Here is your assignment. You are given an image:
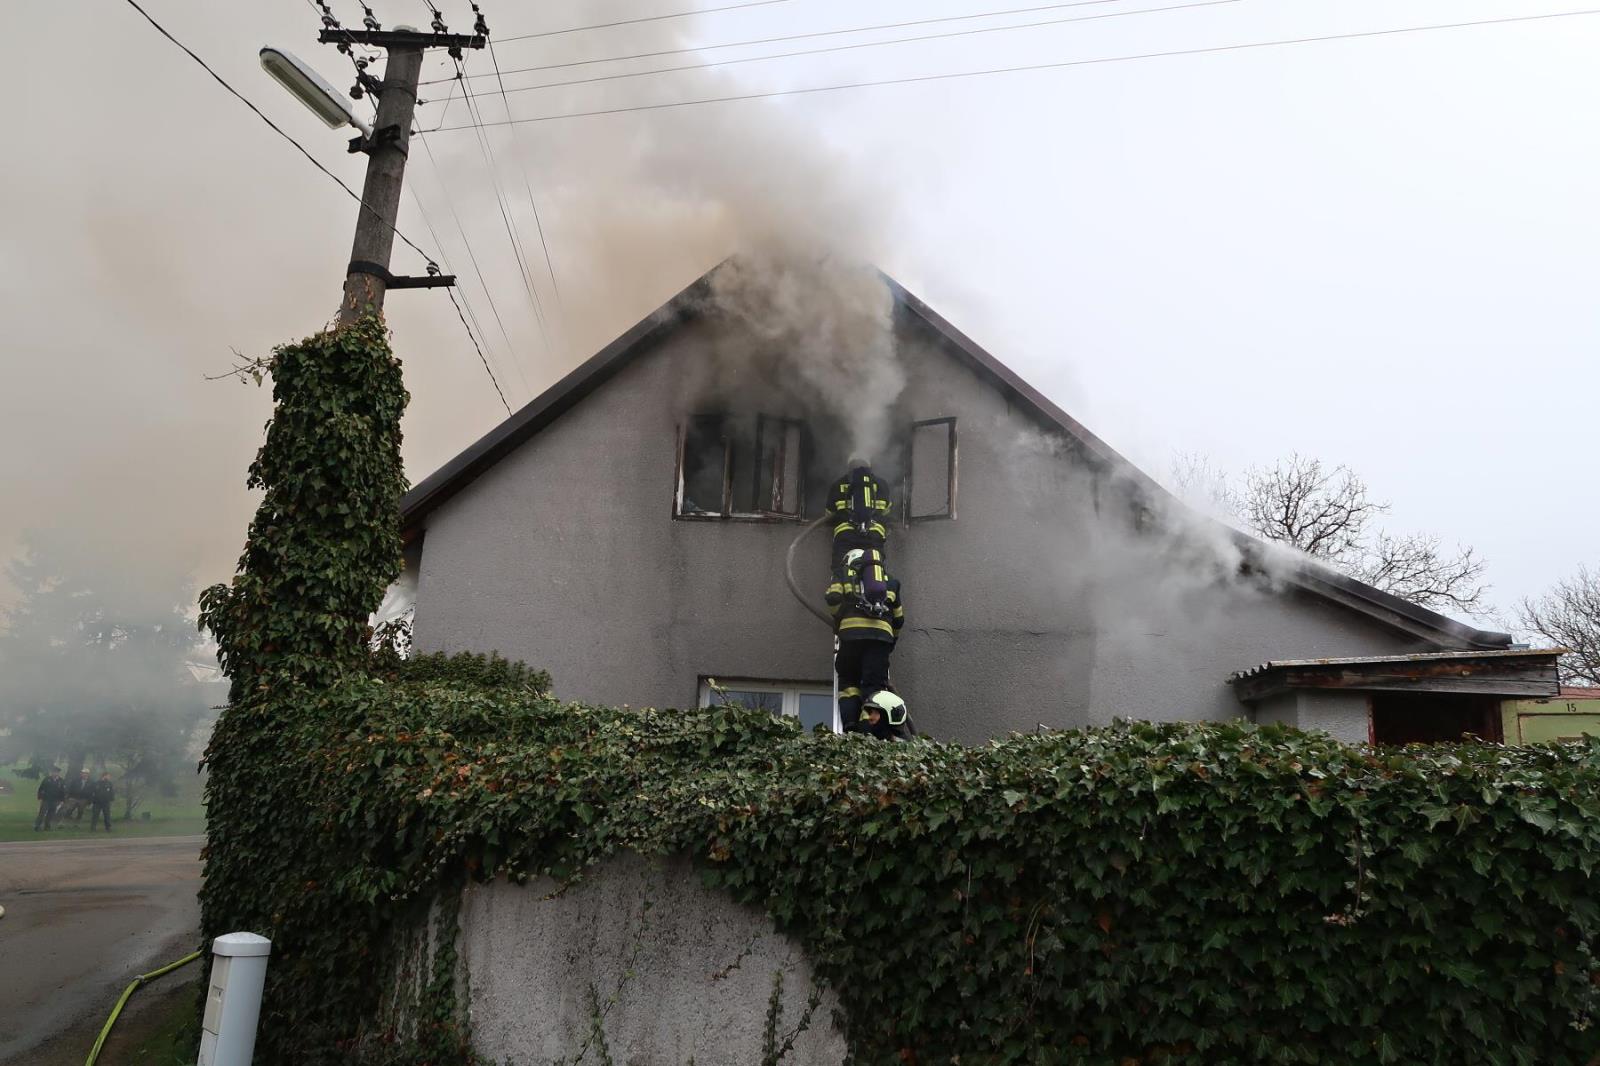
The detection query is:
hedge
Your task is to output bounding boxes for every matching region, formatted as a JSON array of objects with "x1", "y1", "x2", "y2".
[{"x1": 200, "y1": 673, "x2": 1600, "y2": 1065}]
